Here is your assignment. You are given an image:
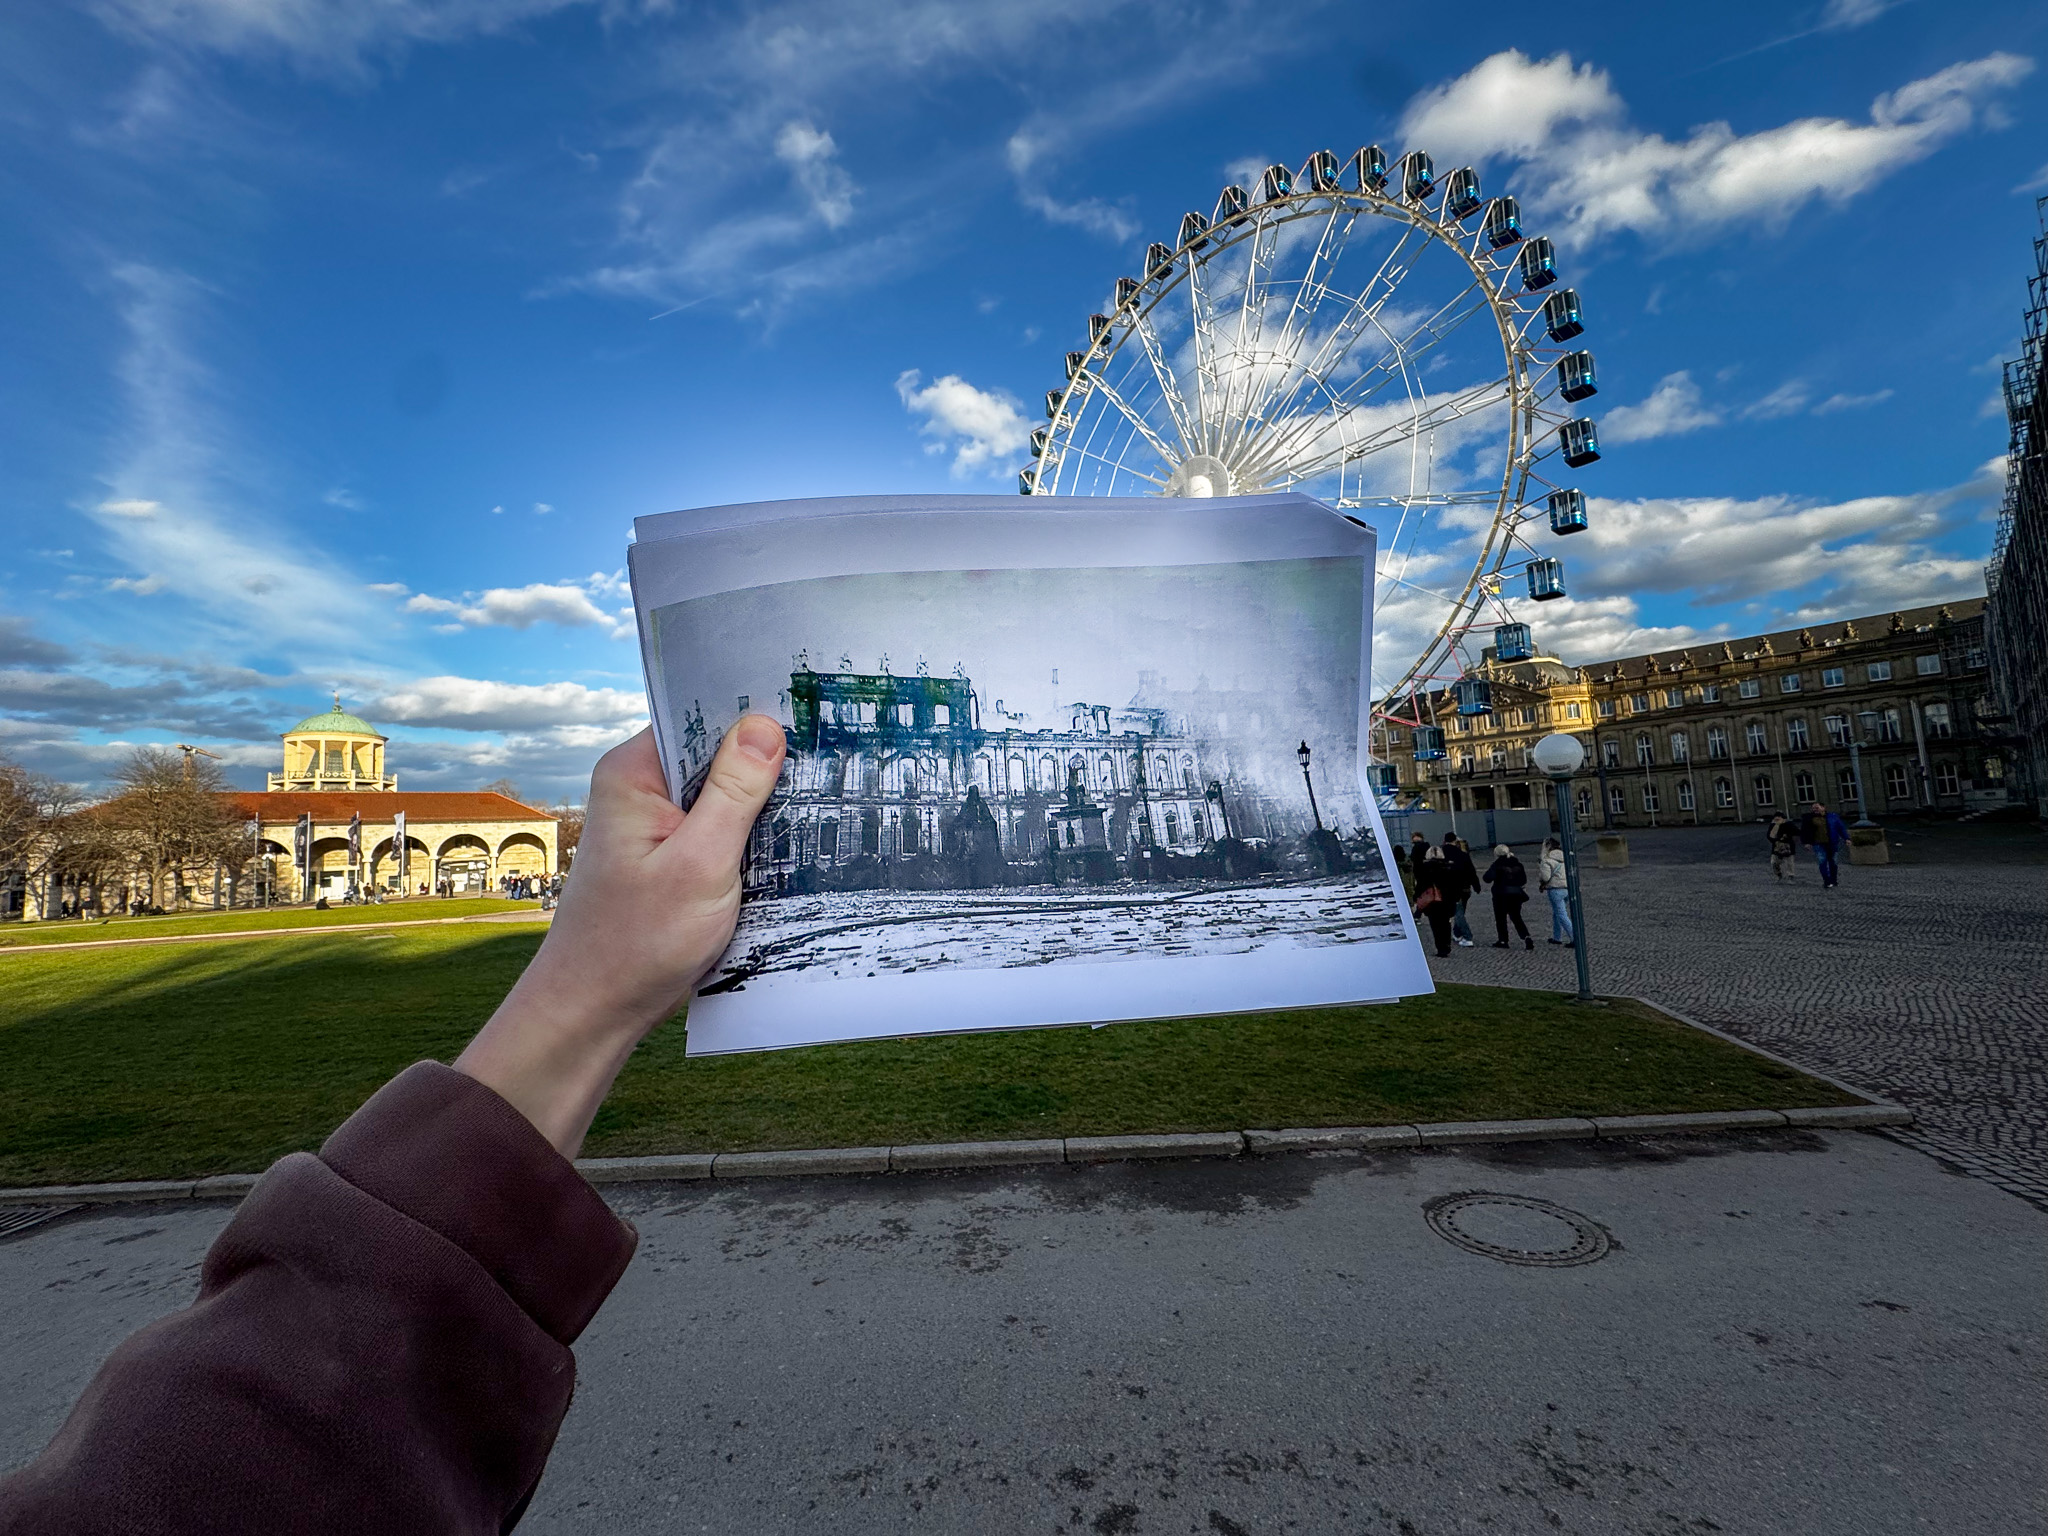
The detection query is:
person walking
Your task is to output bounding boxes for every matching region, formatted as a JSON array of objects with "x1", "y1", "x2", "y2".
[
  {"x1": 1766, "y1": 813, "x2": 1799, "y2": 881},
  {"x1": 1483, "y1": 843, "x2": 1534, "y2": 949},
  {"x1": 1441, "y1": 832, "x2": 1478, "y2": 948},
  {"x1": 1411, "y1": 843, "x2": 1457, "y2": 957},
  {"x1": 1799, "y1": 800, "x2": 1849, "y2": 889},
  {"x1": 1538, "y1": 835, "x2": 1575, "y2": 947}
]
